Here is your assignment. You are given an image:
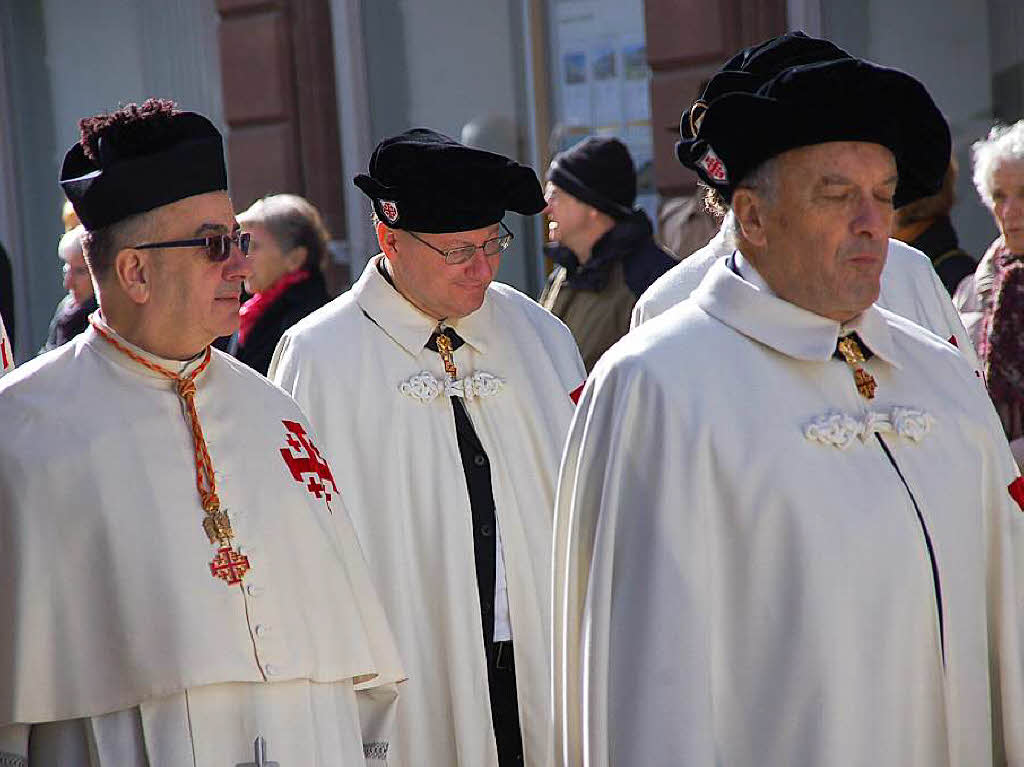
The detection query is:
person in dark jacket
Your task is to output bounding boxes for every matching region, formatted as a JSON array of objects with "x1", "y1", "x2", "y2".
[
  {"x1": 893, "y1": 157, "x2": 975, "y2": 296},
  {"x1": 539, "y1": 136, "x2": 675, "y2": 371},
  {"x1": 40, "y1": 225, "x2": 97, "y2": 354},
  {"x1": 230, "y1": 193, "x2": 330, "y2": 375}
]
